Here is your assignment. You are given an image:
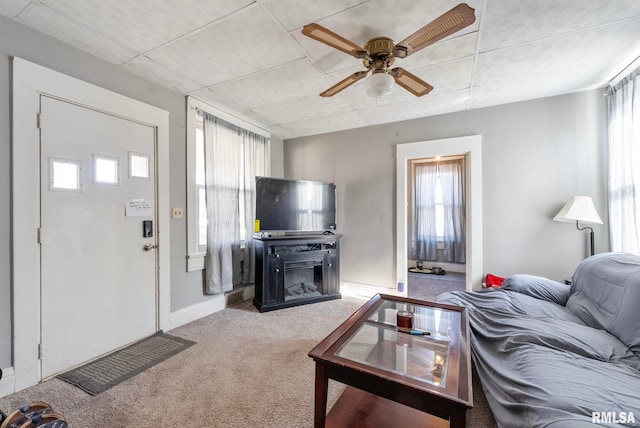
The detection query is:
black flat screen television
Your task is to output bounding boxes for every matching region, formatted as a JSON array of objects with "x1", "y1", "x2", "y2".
[{"x1": 255, "y1": 176, "x2": 337, "y2": 232}]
